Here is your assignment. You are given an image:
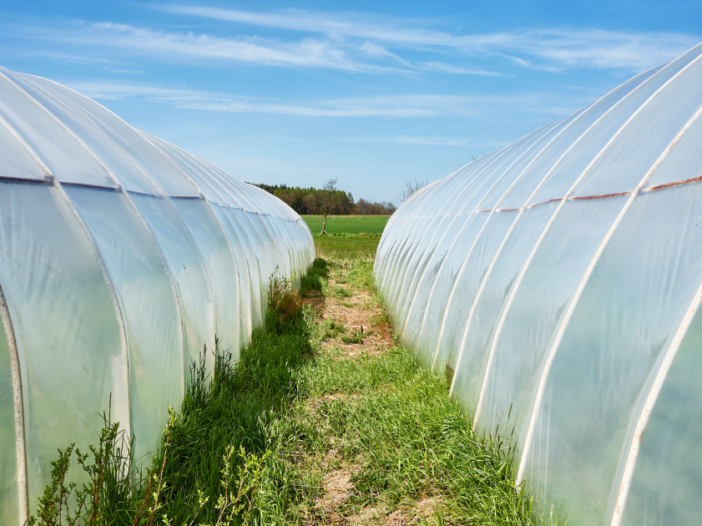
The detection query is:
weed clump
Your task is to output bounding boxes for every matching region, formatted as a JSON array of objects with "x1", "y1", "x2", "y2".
[
  {"x1": 341, "y1": 326, "x2": 366, "y2": 344},
  {"x1": 320, "y1": 319, "x2": 346, "y2": 341},
  {"x1": 267, "y1": 275, "x2": 302, "y2": 330},
  {"x1": 311, "y1": 257, "x2": 328, "y2": 273},
  {"x1": 26, "y1": 408, "x2": 157, "y2": 526},
  {"x1": 300, "y1": 258, "x2": 328, "y2": 295}
]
